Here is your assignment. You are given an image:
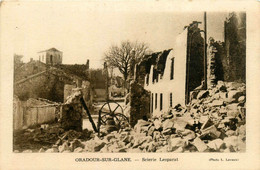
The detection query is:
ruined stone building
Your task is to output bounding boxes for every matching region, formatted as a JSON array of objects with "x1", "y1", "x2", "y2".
[
  {"x1": 38, "y1": 48, "x2": 63, "y2": 65},
  {"x1": 137, "y1": 22, "x2": 204, "y2": 117},
  {"x1": 135, "y1": 12, "x2": 246, "y2": 118},
  {"x1": 14, "y1": 48, "x2": 90, "y2": 102},
  {"x1": 14, "y1": 61, "x2": 88, "y2": 102},
  {"x1": 207, "y1": 12, "x2": 246, "y2": 87},
  {"x1": 14, "y1": 47, "x2": 110, "y2": 105}
]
